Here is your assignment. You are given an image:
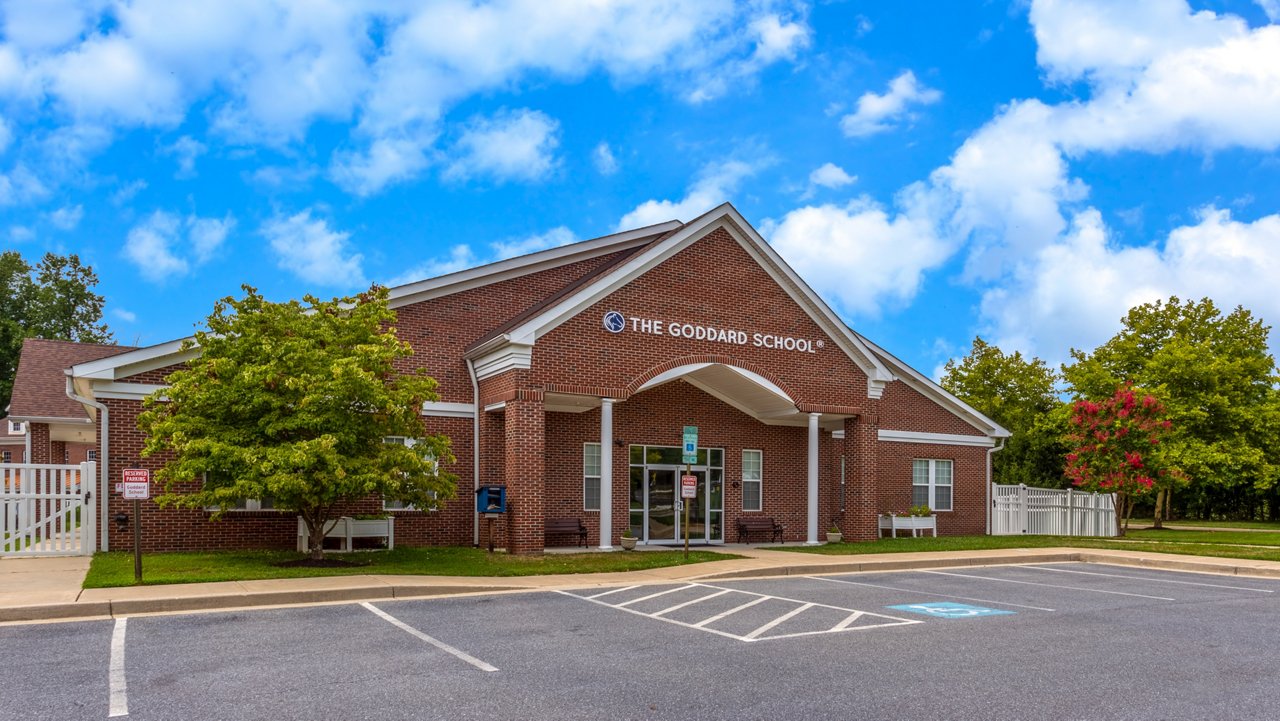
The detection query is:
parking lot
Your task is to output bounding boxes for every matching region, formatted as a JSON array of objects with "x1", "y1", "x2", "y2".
[{"x1": 3, "y1": 562, "x2": 1277, "y2": 721}]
